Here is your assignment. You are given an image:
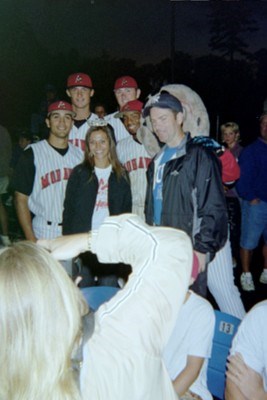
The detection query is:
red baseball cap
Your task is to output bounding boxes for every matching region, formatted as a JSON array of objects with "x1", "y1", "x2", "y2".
[
  {"x1": 114, "y1": 76, "x2": 138, "y2": 90},
  {"x1": 115, "y1": 100, "x2": 143, "y2": 118},
  {"x1": 47, "y1": 101, "x2": 75, "y2": 117},
  {"x1": 67, "y1": 73, "x2": 93, "y2": 89}
]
